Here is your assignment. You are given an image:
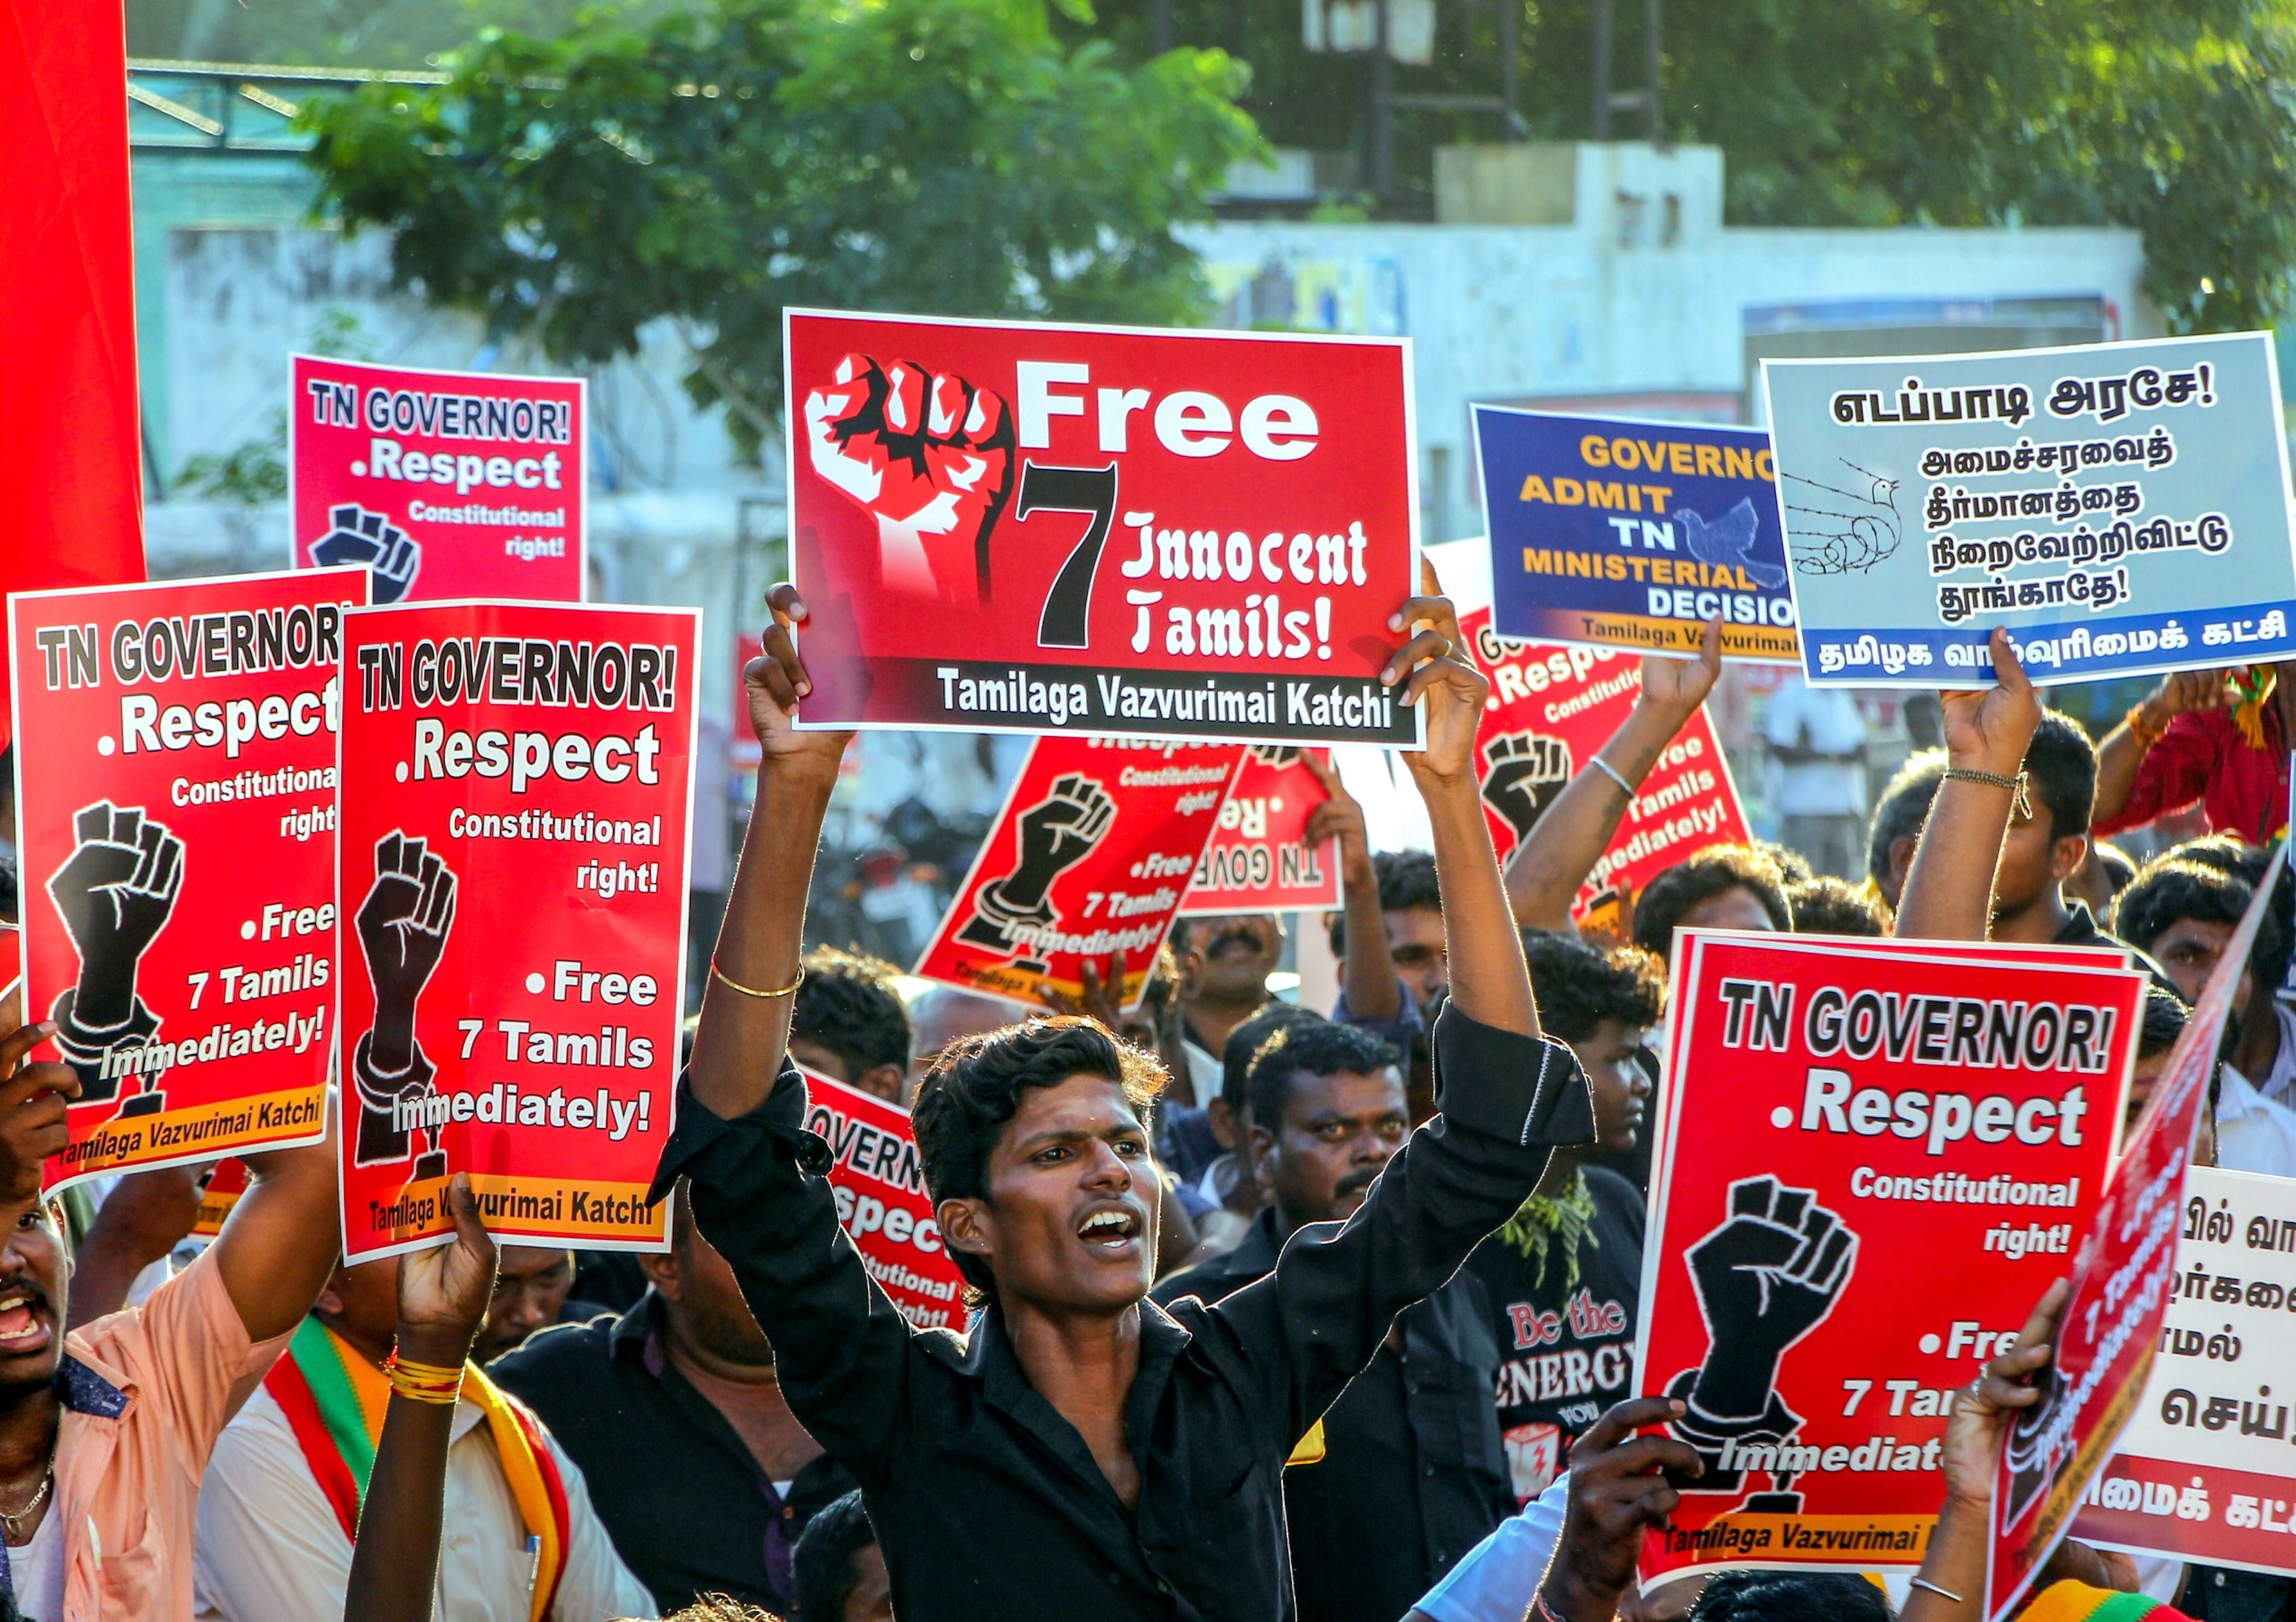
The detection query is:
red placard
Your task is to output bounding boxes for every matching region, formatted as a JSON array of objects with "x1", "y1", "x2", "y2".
[
  {"x1": 914, "y1": 735, "x2": 1244, "y2": 1010},
  {"x1": 192, "y1": 1156, "x2": 249, "y2": 1237},
  {"x1": 1178, "y1": 746, "x2": 1338, "y2": 915},
  {"x1": 1983, "y1": 848, "x2": 2280, "y2": 1618},
  {"x1": 1634, "y1": 931, "x2": 2141, "y2": 1590},
  {"x1": 796, "y1": 1066, "x2": 969, "y2": 1331},
  {"x1": 1460, "y1": 608, "x2": 1749, "y2": 920},
  {"x1": 292, "y1": 356, "x2": 585, "y2": 605},
  {"x1": 9, "y1": 568, "x2": 365, "y2": 1192},
  {"x1": 337, "y1": 600, "x2": 697, "y2": 1262},
  {"x1": 783, "y1": 309, "x2": 1420, "y2": 746}
]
